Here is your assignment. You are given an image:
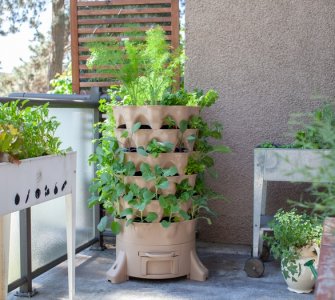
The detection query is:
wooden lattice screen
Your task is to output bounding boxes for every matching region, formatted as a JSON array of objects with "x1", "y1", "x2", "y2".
[{"x1": 70, "y1": 0, "x2": 180, "y2": 94}]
